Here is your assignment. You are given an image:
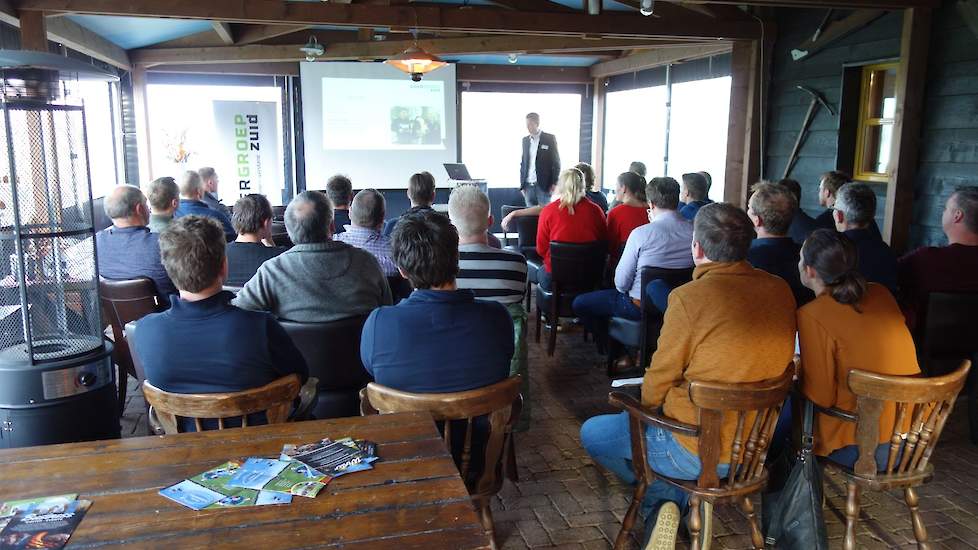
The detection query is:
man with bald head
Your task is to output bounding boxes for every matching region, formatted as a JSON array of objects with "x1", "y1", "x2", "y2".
[
  {"x1": 95, "y1": 184, "x2": 176, "y2": 303},
  {"x1": 335, "y1": 188, "x2": 397, "y2": 276},
  {"x1": 174, "y1": 170, "x2": 236, "y2": 242},
  {"x1": 233, "y1": 190, "x2": 392, "y2": 322}
]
